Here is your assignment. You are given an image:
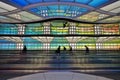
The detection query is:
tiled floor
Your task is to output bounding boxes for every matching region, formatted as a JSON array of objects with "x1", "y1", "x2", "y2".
[{"x1": 0, "y1": 50, "x2": 120, "y2": 80}]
